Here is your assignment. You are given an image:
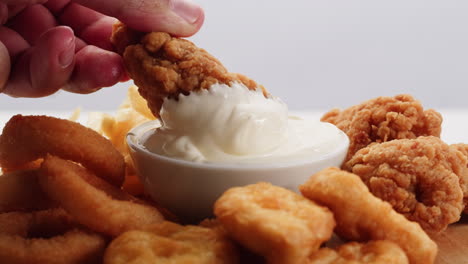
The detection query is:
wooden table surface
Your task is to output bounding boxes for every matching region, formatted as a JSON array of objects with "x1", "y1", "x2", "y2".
[{"x1": 433, "y1": 215, "x2": 468, "y2": 264}]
